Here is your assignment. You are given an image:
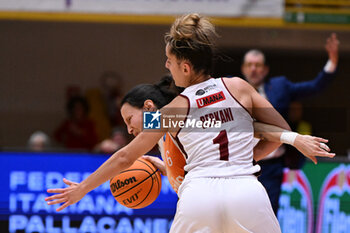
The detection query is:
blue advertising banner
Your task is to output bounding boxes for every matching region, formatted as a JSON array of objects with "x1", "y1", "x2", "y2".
[
  {"x1": 2, "y1": 152, "x2": 349, "y2": 232},
  {"x1": 0, "y1": 152, "x2": 178, "y2": 233}
]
